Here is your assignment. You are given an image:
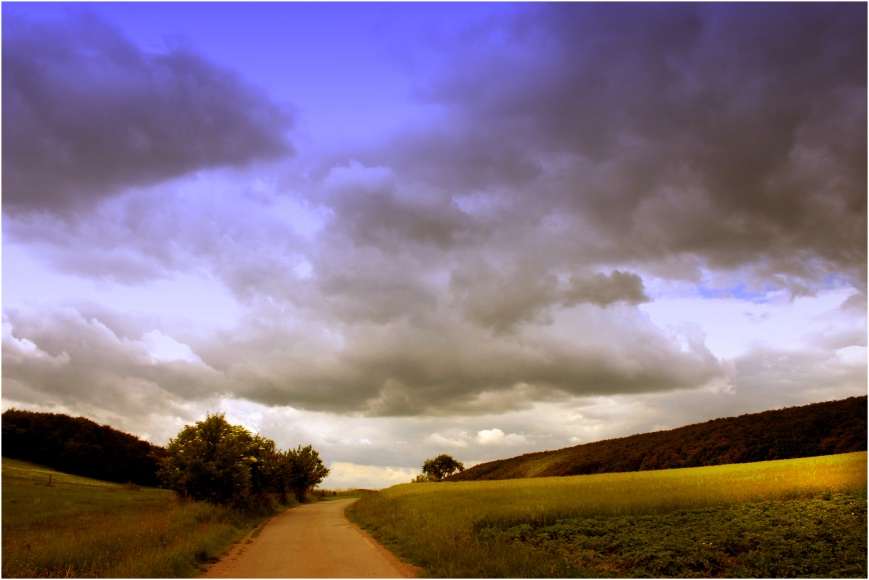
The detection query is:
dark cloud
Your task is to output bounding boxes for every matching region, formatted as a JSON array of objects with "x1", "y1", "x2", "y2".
[
  {"x1": 449, "y1": 259, "x2": 559, "y2": 332},
  {"x1": 562, "y1": 271, "x2": 649, "y2": 308},
  {"x1": 2, "y1": 3, "x2": 863, "y2": 441},
  {"x1": 315, "y1": 254, "x2": 439, "y2": 326},
  {"x1": 2, "y1": 13, "x2": 293, "y2": 215},
  {"x1": 2, "y1": 292, "x2": 724, "y2": 421},
  {"x1": 448, "y1": 262, "x2": 648, "y2": 333},
  {"x1": 189, "y1": 302, "x2": 725, "y2": 417},
  {"x1": 321, "y1": 162, "x2": 480, "y2": 252},
  {"x1": 388, "y1": 2, "x2": 866, "y2": 288}
]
